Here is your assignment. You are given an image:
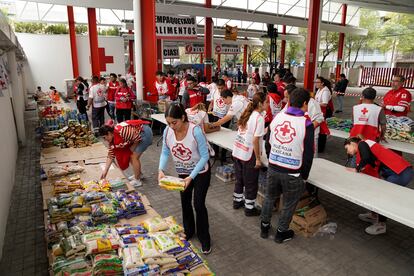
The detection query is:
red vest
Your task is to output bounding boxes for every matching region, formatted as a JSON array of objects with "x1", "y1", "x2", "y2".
[
  {"x1": 188, "y1": 89, "x2": 204, "y2": 107},
  {"x1": 112, "y1": 120, "x2": 150, "y2": 170},
  {"x1": 350, "y1": 104, "x2": 381, "y2": 141},
  {"x1": 357, "y1": 140, "x2": 412, "y2": 178},
  {"x1": 383, "y1": 87, "x2": 411, "y2": 117}
]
